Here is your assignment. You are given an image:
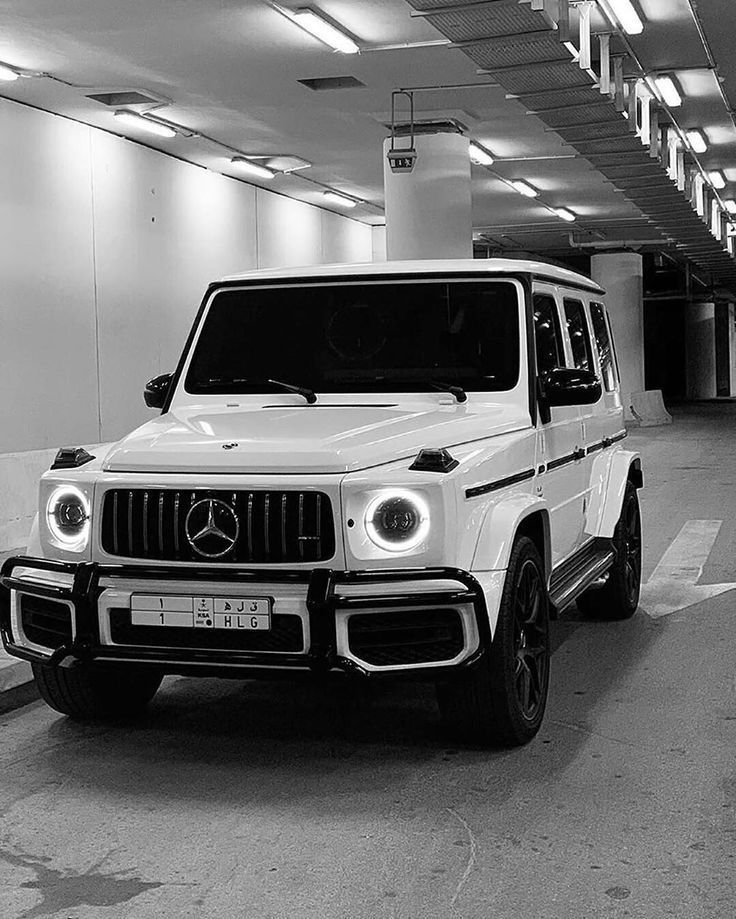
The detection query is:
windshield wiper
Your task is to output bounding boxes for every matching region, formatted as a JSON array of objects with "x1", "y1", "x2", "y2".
[
  {"x1": 431, "y1": 381, "x2": 467, "y2": 403},
  {"x1": 196, "y1": 377, "x2": 317, "y2": 403}
]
